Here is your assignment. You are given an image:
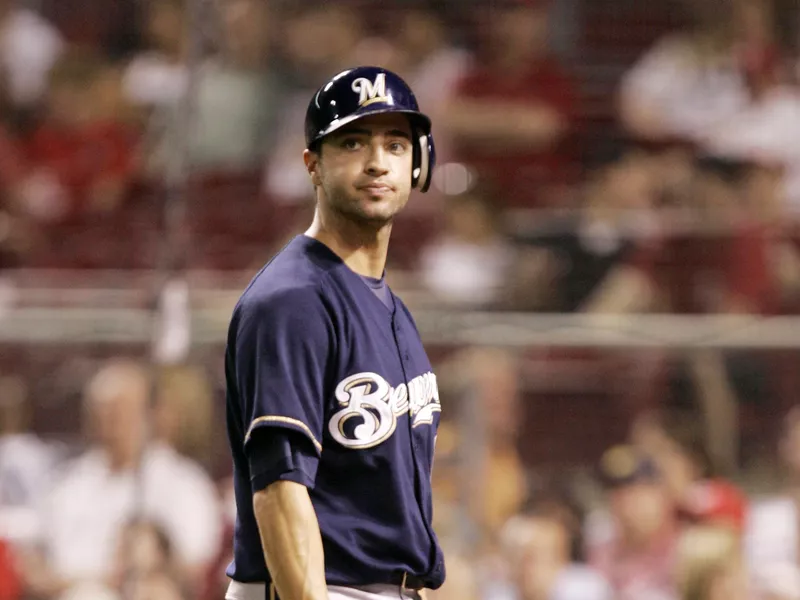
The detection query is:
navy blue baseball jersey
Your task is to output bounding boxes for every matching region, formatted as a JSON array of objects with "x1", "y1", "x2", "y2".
[{"x1": 224, "y1": 234, "x2": 446, "y2": 590}]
